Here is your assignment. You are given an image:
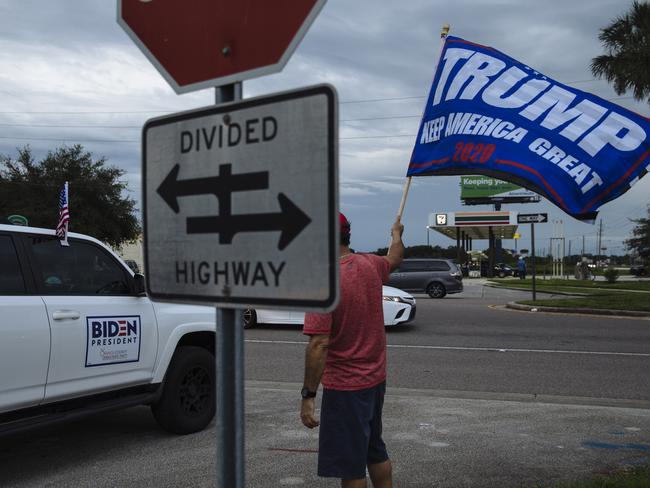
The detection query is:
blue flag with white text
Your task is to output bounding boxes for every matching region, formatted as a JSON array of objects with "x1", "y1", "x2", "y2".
[{"x1": 408, "y1": 36, "x2": 650, "y2": 221}]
